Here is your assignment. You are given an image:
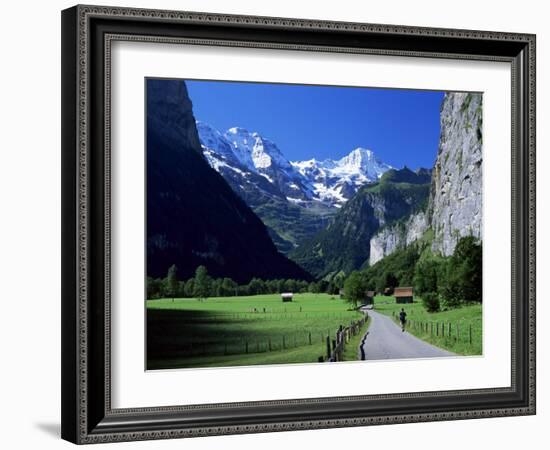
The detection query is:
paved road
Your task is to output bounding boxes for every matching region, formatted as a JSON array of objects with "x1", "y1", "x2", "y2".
[{"x1": 359, "y1": 309, "x2": 455, "y2": 360}]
